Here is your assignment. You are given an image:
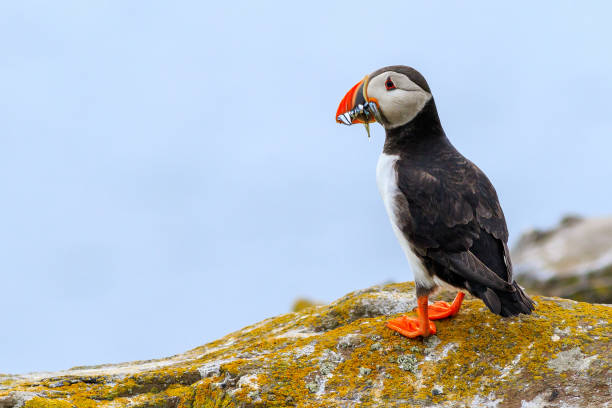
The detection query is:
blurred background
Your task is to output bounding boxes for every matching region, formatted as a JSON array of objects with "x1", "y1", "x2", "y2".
[{"x1": 1, "y1": 1, "x2": 611, "y2": 374}]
